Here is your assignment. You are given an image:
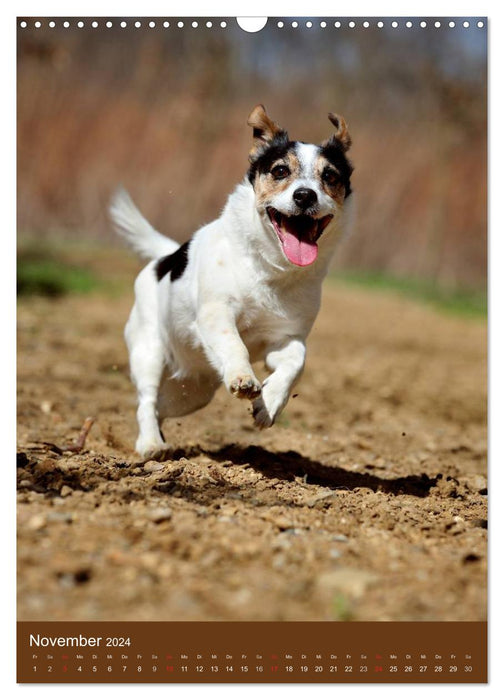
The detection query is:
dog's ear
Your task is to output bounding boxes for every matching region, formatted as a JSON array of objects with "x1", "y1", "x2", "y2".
[
  {"x1": 324, "y1": 113, "x2": 352, "y2": 152},
  {"x1": 247, "y1": 104, "x2": 285, "y2": 157}
]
